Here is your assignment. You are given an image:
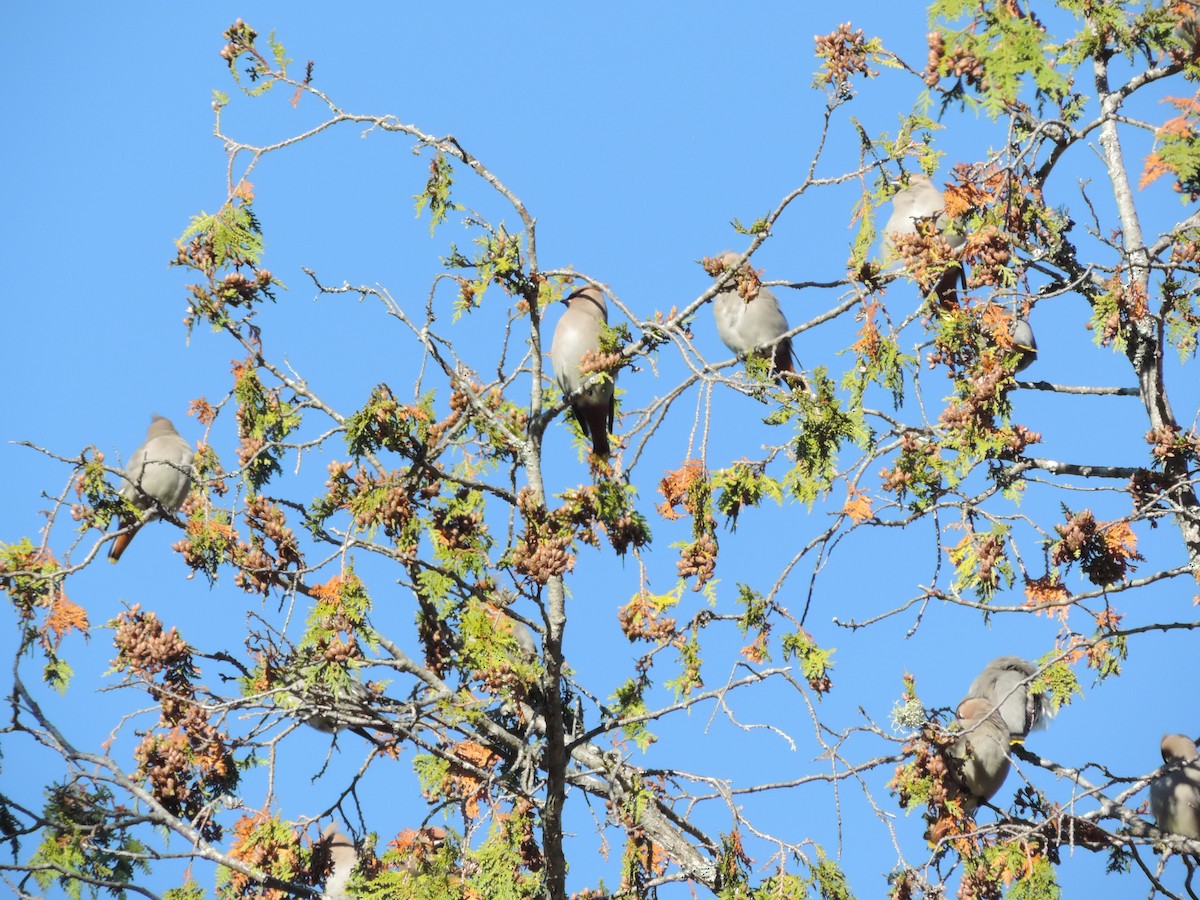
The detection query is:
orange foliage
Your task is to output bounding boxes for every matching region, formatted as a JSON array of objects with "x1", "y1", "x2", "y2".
[
  {"x1": 741, "y1": 630, "x2": 770, "y2": 664},
  {"x1": 1093, "y1": 607, "x2": 1124, "y2": 632},
  {"x1": 1023, "y1": 576, "x2": 1070, "y2": 622},
  {"x1": 1102, "y1": 520, "x2": 1139, "y2": 562},
  {"x1": 851, "y1": 301, "x2": 882, "y2": 361},
  {"x1": 656, "y1": 459, "x2": 707, "y2": 521},
  {"x1": 441, "y1": 741, "x2": 501, "y2": 818},
  {"x1": 843, "y1": 488, "x2": 873, "y2": 524},
  {"x1": 980, "y1": 303, "x2": 1016, "y2": 349},
  {"x1": 45, "y1": 594, "x2": 89, "y2": 648},
  {"x1": 311, "y1": 574, "x2": 347, "y2": 604},
  {"x1": 1141, "y1": 152, "x2": 1173, "y2": 190},
  {"x1": 999, "y1": 841, "x2": 1044, "y2": 886},
  {"x1": 617, "y1": 592, "x2": 679, "y2": 644},
  {"x1": 189, "y1": 397, "x2": 216, "y2": 425}
]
